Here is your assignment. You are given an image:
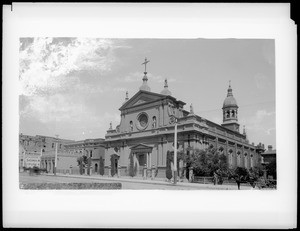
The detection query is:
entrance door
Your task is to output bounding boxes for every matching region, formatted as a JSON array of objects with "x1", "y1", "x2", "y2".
[
  {"x1": 110, "y1": 156, "x2": 118, "y2": 176},
  {"x1": 95, "y1": 163, "x2": 98, "y2": 174},
  {"x1": 115, "y1": 159, "x2": 118, "y2": 175},
  {"x1": 137, "y1": 153, "x2": 146, "y2": 176}
]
